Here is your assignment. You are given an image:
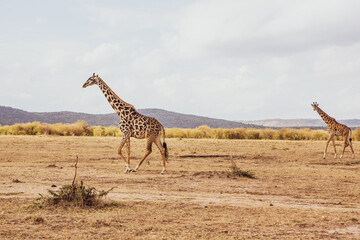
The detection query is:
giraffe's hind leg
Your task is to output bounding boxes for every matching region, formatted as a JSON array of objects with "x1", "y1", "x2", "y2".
[
  {"x1": 133, "y1": 138, "x2": 153, "y2": 172},
  {"x1": 340, "y1": 133, "x2": 350, "y2": 159},
  {"x1": 340, "y1": 133, "x2": 354, "y2": 159},
  {"x1": 349, "y1": 139, "x2": 355, "y2": 159},
  {"x1": 154, "y1": 135, "x2": 167, "y2": 174}
]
